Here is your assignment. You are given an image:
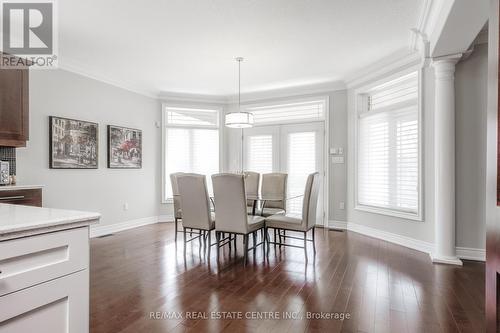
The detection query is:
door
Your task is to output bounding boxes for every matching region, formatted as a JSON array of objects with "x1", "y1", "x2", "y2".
[
  {"x1": 243, "y1": 122, "x2": 325, "y2": 225},
  {"x1": 280, "y1": 123, "x2": 324, "y2": 223}
]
